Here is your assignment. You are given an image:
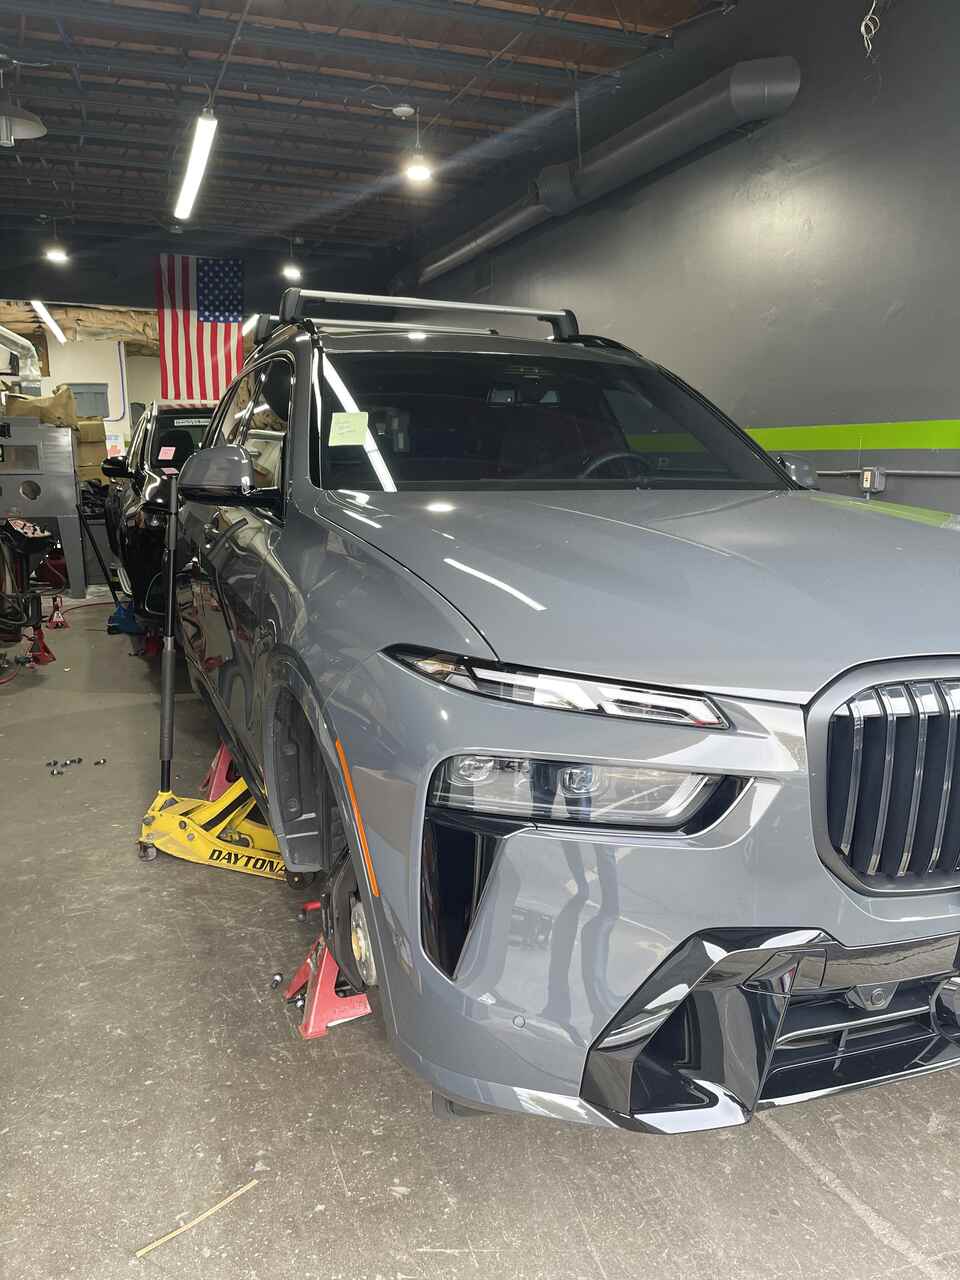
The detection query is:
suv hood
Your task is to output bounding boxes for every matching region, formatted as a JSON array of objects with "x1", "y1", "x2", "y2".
[{"x1": 320, "y1": 489, "x2": 960, "y2": 703}]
